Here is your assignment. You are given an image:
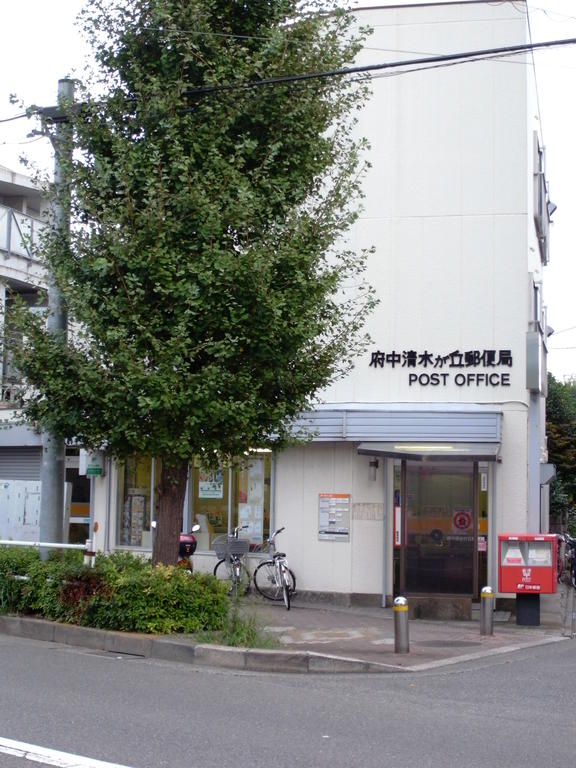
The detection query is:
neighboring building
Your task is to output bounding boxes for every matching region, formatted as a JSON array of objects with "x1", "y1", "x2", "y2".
[
  {"x1": 3, "y1": 1, "x2": 556, "y2": 616},
  {"x1": 0, "y1": 165, "x2": 90, "y2": 543},
  {"x1": 0, "y1": 165, "x2": 46, "y2": 541}
]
